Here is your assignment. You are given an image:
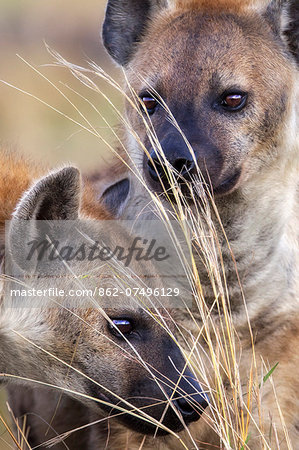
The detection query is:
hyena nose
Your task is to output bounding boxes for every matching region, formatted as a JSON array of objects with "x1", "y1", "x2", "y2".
[
  {"x1": 172, "y1": 368, "x2": 209, "y2": 424},
  {"x1": 173, "y1": 394, "x2": 207, "y2": 422},
  {"x1": 147, "y1": 136, "x2": 195, "y2": 183}
]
